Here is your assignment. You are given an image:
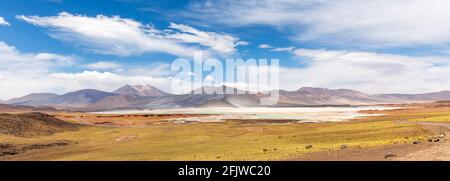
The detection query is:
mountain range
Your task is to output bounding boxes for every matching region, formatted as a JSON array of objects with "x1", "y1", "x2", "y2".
[{"x1": 4, "y1": 84, "x2": 450, "y2": 111}]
